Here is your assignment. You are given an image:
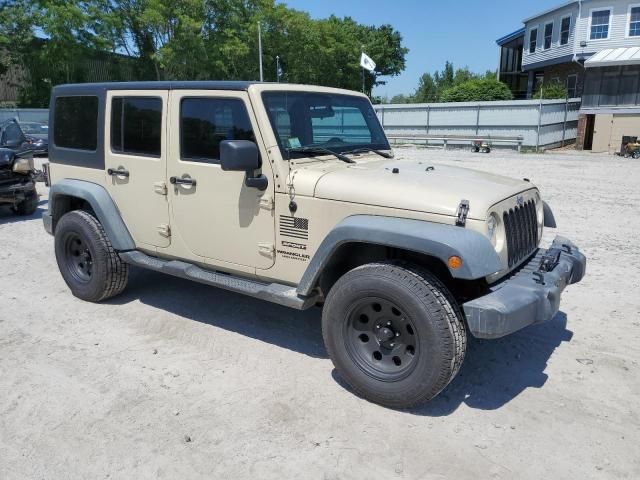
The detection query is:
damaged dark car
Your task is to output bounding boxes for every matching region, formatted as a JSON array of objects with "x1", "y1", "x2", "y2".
[{"x1": 0, "y1": 119, "x2": 39, "y2": 216}]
